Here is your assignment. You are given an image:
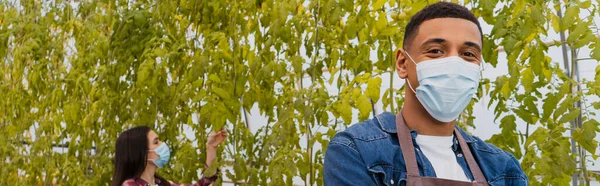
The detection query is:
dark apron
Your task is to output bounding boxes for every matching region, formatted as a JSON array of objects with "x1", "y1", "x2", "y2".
[{"x1": 396, "y1": 113, "x2": 489, "y2": 186}]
